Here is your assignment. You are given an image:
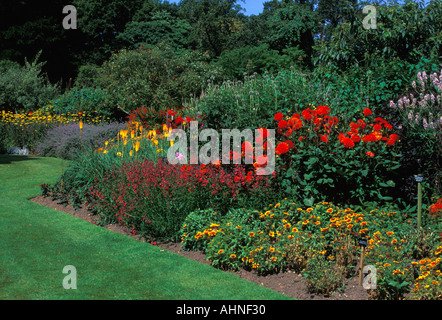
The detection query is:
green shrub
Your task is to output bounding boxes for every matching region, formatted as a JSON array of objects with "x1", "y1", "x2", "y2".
[
  {"x1": 74, "y1": 64, "x2": 101, "y2": 89},
  {"x1": 216, "y1": 44, "x2": 306, "y2": 81},
  {"x1": 92, "y1": 42, "x2": 221, "y2": 115},
  {"x1": 0, "y1": 52, "x2": 59, "y2": 111},
  {"x1": 51, "y1": 87, "x2": 115, "y2": 119}
]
